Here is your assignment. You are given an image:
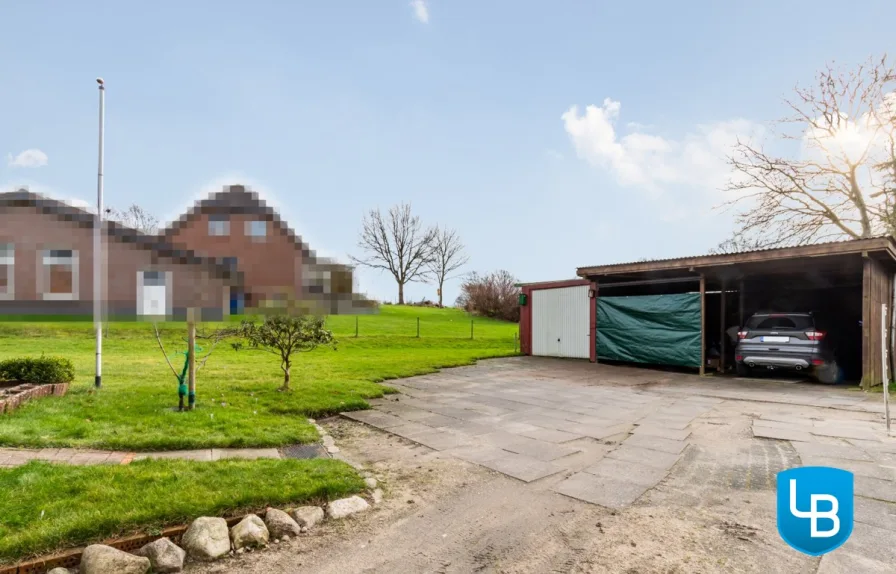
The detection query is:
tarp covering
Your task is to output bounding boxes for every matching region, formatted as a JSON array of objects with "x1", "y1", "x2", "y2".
[{"x1": 597, "y1": 293, "x2": 701, "y2": 367}]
